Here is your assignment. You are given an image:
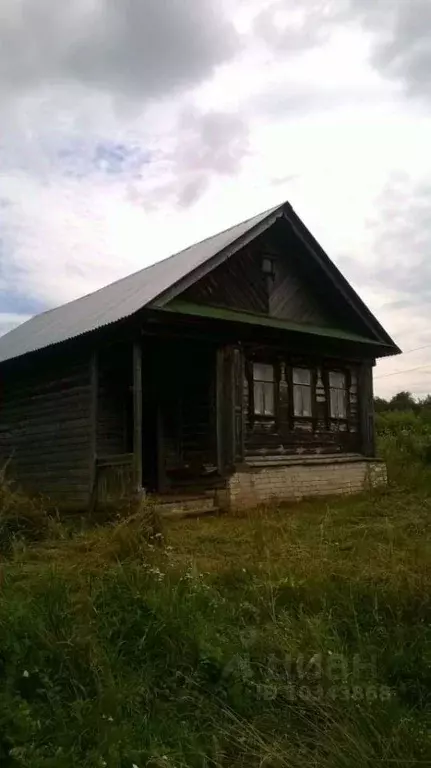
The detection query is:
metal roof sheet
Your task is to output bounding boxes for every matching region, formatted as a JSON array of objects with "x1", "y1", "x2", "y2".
[{"x1": 0, "y1": 202, "x2": 282, "y2": 364}]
